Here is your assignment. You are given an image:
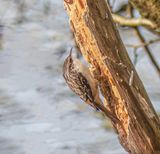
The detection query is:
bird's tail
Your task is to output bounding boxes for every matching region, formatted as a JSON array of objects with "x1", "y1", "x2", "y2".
[{"x1": 94, "y1": 101, "x2": 119, "y2": 123}]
